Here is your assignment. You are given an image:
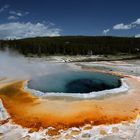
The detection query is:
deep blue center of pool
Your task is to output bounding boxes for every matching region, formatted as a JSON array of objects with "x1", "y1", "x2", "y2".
[{"x1": 28, "y1": 71, "x2": 121, "y2": 93}]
